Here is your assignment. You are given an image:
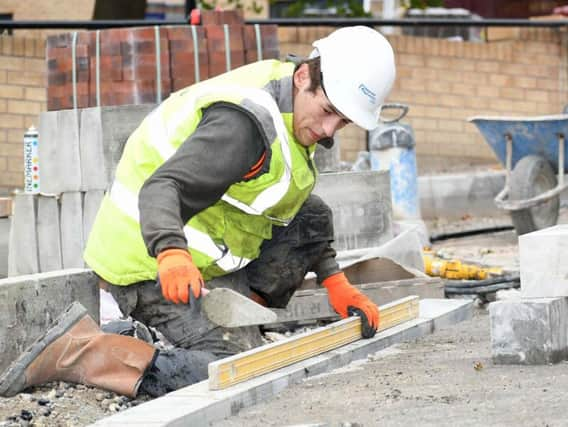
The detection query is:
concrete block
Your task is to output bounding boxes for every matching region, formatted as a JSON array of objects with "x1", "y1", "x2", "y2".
[
  {"x1": 83, "y1": 190, "x2": 104, "y2": 244},
  {"x1": 38, "y1": 111, "x2": 58, "y2": 194},
  {"x1": 60, "y1": 192, "x2": 84, "y2": 269},
  {"x1": 37, "y1": 195, "x2": 62, "y2": 272},
  {"x1": 7, "y1": 194, "x2": 38, "y2": 277},
  {"x1": 58, "y1": 109, "x2": 82, "y2": 192},
  {"x1": 81, "y1": 104, "x2": 155, "y2": 189},
  {"x1": 489, "y1": 297, "x2": 568, "y2": 364},
  {"x1": 419, "y1": 171, "x2": 504, "y2": 220},
  {"x1": 313, "y1": 171, "x2": 393, "y2": 251},
  {"x1": 520, "y1": 225, "x2": 568, "y2": 298},
  {"x1": 0, "y1": 269, "x2": 99, "y2": 374},
  {"x1": 38, "y1": 110, "x2": 82, "y2": 194},
  {"x1": 79, "y1": 108, "x2": 107, "y2": 190}
]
